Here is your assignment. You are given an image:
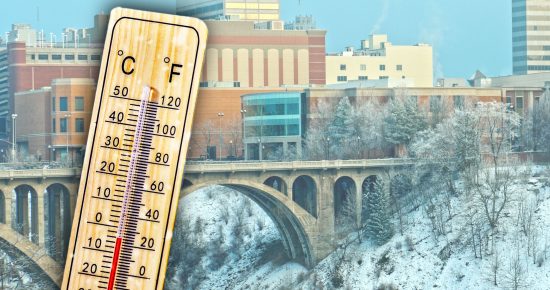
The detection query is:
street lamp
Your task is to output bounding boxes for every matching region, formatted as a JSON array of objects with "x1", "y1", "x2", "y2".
[
  {"x1": 240, "y1": 108, "x2": 247, "y2": 159},
  {"x1": 48, "y1": 145, "x2": 56, "y2": 162},
  {"x1": 217, "y1": 112, "x2": 224, "y2": 161},
  {"x1": 11, "y1": 113, "x2": 17, "y2": 162},
  {"x1": 357, "y1": 136, "x2": 362, "y2": 159},
  {"x1": 65, "y1": 113, "x2": 71, "y2": 165},
  {"x1": 324, "y1": 137, "x2": 330, "y2": 160},
  {"x1": 257, "y1": 138, "x2": 262, "y2": 161}
]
